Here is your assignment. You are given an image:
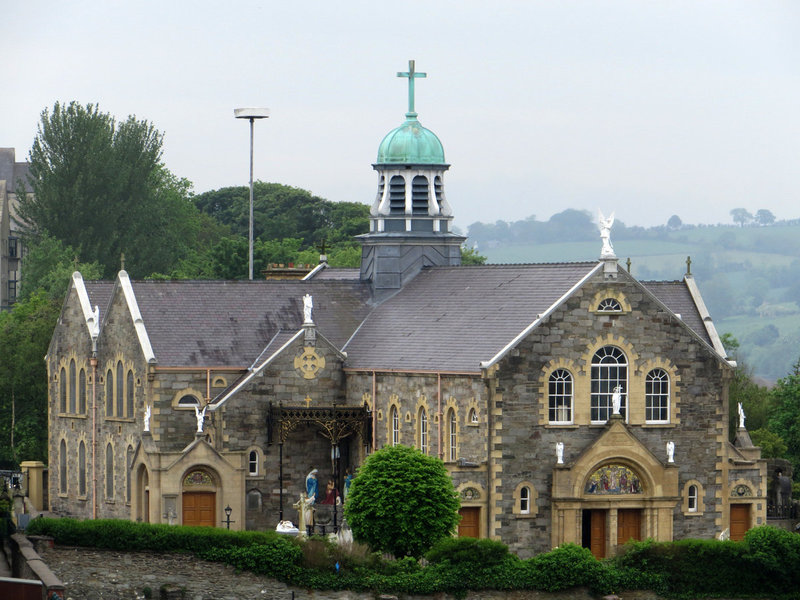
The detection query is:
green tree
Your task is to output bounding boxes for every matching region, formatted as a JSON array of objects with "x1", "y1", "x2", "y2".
[
  {"x1": 19, "y1": 101, "x2": 203, "y2": 277},
  {"x1": 730, "y1": 208, "x2": 753, "y2": 227},
  {"x1": 722, "y1": 334, "x2": 772, "y2": 439},
  {"x1": 460, "y1": 246, "x2": 487, "y2": 265},
  {"x1": 750, "y1": 428, "x2": 787, "y2": 458},
  {"x1": 20, "y1": 233, "x2": 103, "y2": 301},
  {"x1": 755, "y1": 209, "x2": 776, "y2": 226},
  {"x1": 344, "y1": 445, "x2": 460, "y2": 557},
  {"x1": 0, "y1": 292, "x2": 61, "y2": 464},
  {"x1": 667, "y1": 215, "x2": 683, "y2": 230},
  {"x1": 768, "y1": 367, "x2": 800, "y2": 476}
]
